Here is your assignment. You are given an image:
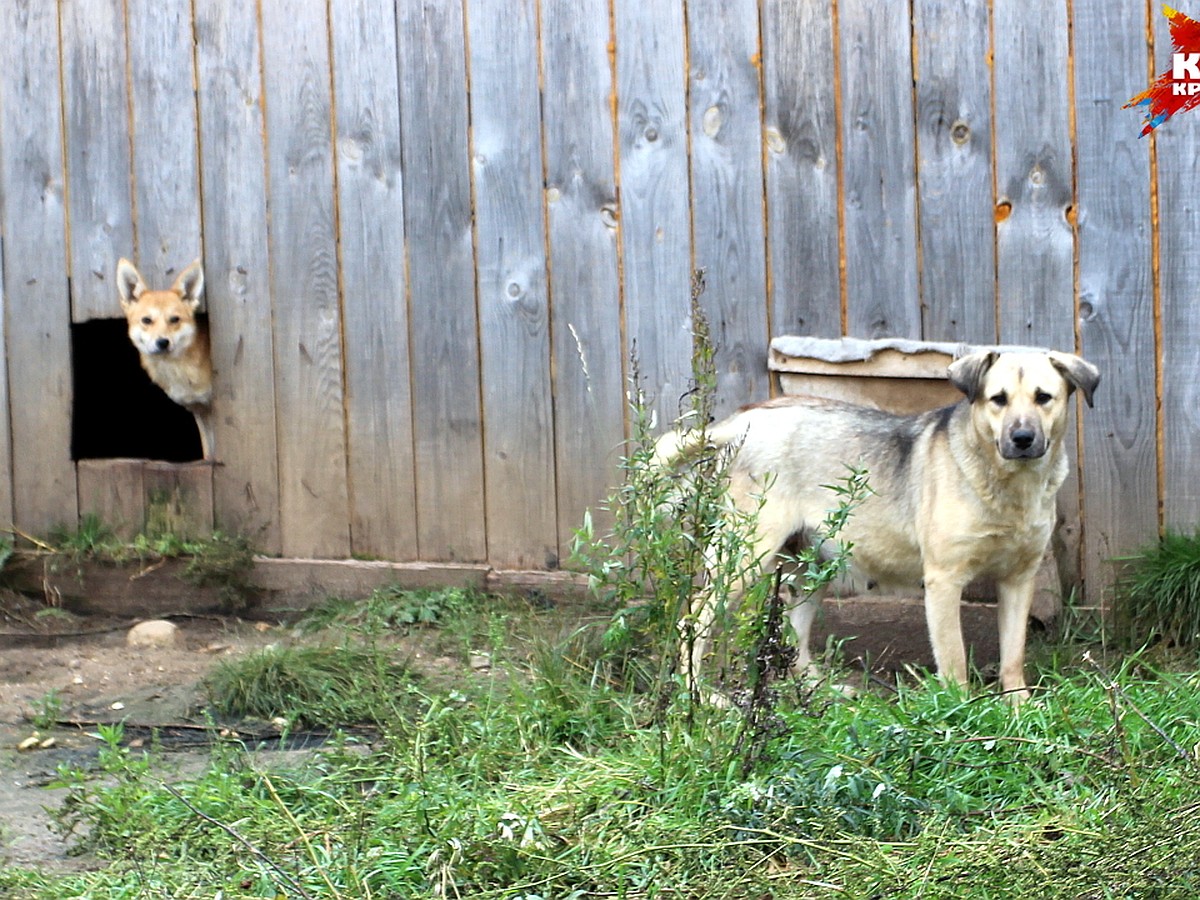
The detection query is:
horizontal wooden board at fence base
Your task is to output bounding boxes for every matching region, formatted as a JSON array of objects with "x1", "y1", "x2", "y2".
[
  {"x1": 5, "y1": 555, "x2": 592, "y2": 619},
  {"x1": 249, "y1": 558, "x2": 490, "y2": 610},
  {"x1": 5, "y1": 555, "x2": 227, "y2": 618}
]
